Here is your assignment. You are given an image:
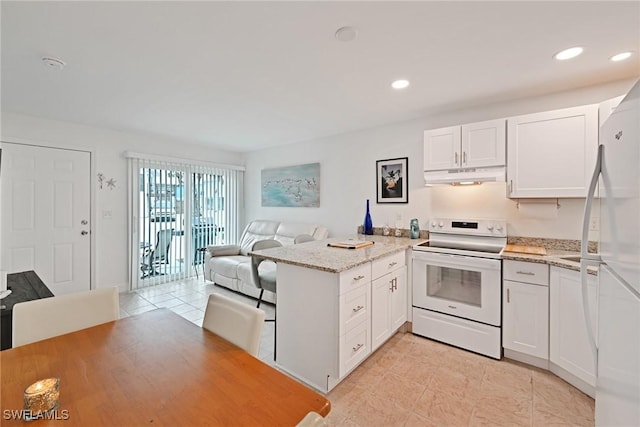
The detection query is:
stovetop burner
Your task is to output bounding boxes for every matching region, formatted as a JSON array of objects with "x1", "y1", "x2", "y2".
[{"x1": 413, "y1": 218, "x2": 507, "y2": 259}]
